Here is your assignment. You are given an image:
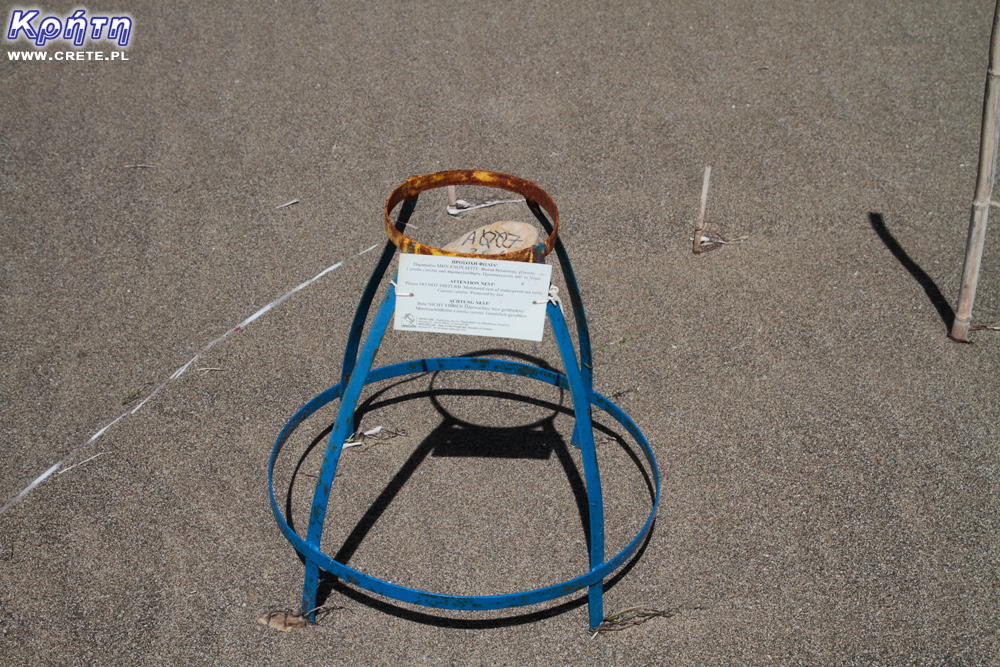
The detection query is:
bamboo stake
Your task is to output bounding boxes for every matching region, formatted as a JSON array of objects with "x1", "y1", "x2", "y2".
[
  {"x1": 693, "y1": 166, "x2": 711, "y2": 254},
  {"x1": 952, "y1": 0, "x2": 1000, "y2": 342}
]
